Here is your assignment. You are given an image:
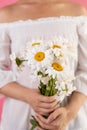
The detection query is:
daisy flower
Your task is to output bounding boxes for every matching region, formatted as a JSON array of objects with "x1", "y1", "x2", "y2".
[
  {"x1": 27, "y1": 45, "x2": 54, "y2": 71},
  {"x1": 45, "y1": 61, "x2": 67, "y2": 79}
]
